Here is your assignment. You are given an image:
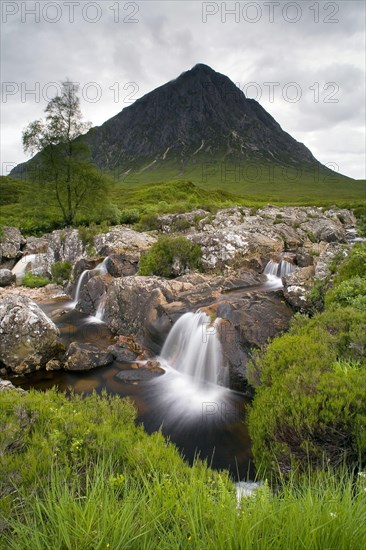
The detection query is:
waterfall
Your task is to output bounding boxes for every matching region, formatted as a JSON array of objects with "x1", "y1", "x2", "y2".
[
  {"x1": 160, "y1": 311, "x2": 223, "y2": 385},
  {"x1": 263, "y1": 260, "x2": 280, "y2": 277},
  {"x1": 71, "y1": 258, "x2": 109, "y2": 308},
  {"x1": 93, "y1": 293, "x2": 107, "y2": 323},
  {"x1": 263, "y1": 259, "x2": 295, "y2": 279}
]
